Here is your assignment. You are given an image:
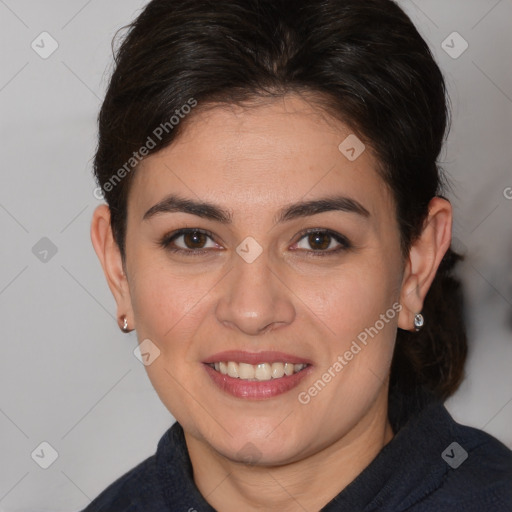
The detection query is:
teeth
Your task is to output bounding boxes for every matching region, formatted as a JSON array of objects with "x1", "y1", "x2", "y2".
[
  {"x1": 255, "y1": 363, "x2": 272, "y2": 381},
  {"x1": 239, "y1": 362, "x2": 255, "y2": 379},
  {"x1": 227, "y1": 361, "x2": 239, "y2": 378},
  {"x1": 271, "y1": 362, "x2": 285, "y2": 378},
  {"x1": 209, "y1": 361, "x2": 307, "y2": 381}
]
